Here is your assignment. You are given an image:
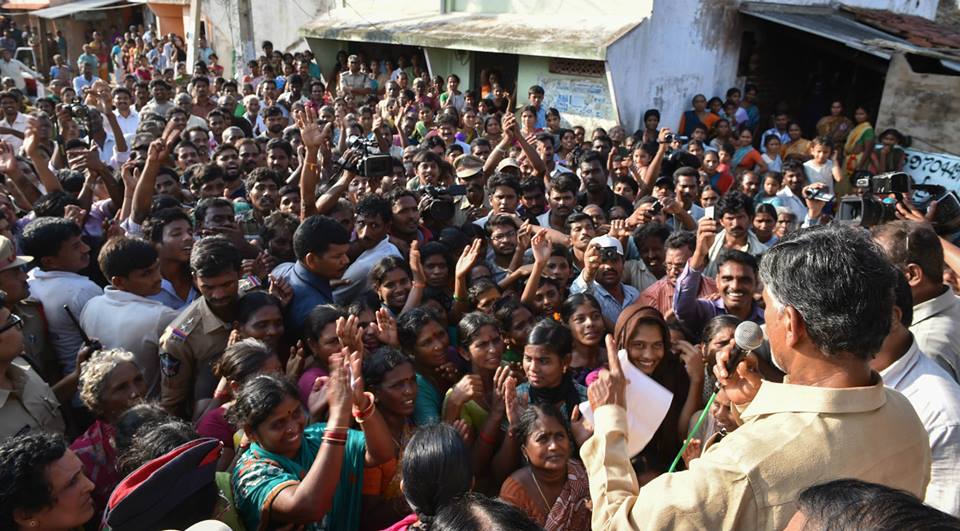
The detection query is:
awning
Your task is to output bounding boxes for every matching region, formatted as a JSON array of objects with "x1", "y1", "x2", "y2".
[
  {"x1": 30, "y1": 0, "x2": 126, "y2": 19},
  {"x1": 299, "y1": 9, "x2": 644, "y2": 61},
  {"x1": 1, "y1": 1, "x2": 49, "y2": 9},
  {"x1": 740, "y1": 2, "x2": 960, "y2": 66}
]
